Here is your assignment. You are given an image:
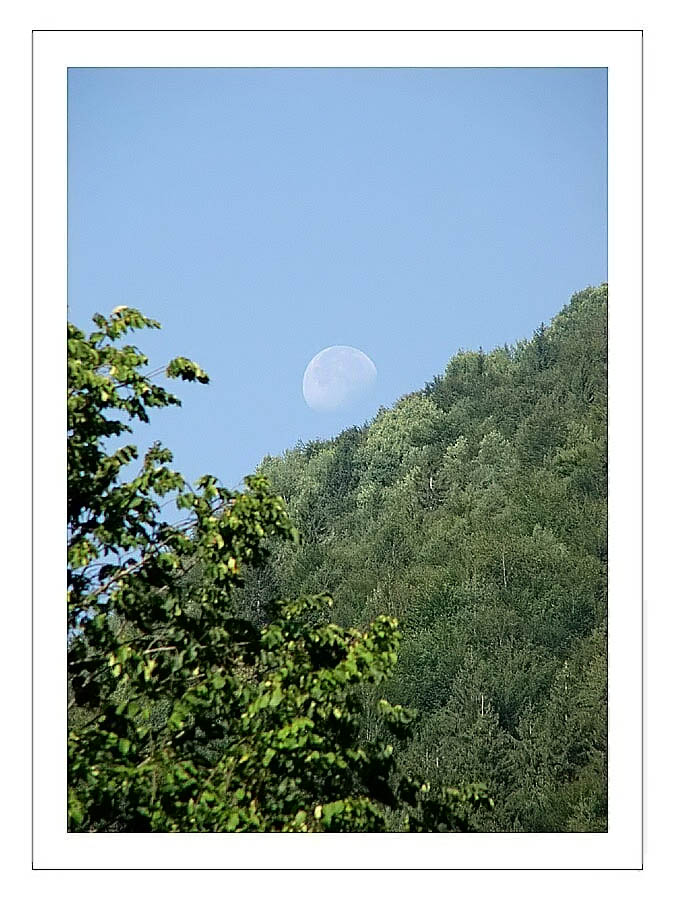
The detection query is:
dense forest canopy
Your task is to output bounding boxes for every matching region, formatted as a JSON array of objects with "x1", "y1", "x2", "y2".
[
  {"x1": 244, "y1": 283, "x2": 608, "y2": 832},
  {"x1": 68, "y1": 284, "x2": 607, "y2": 833}
]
